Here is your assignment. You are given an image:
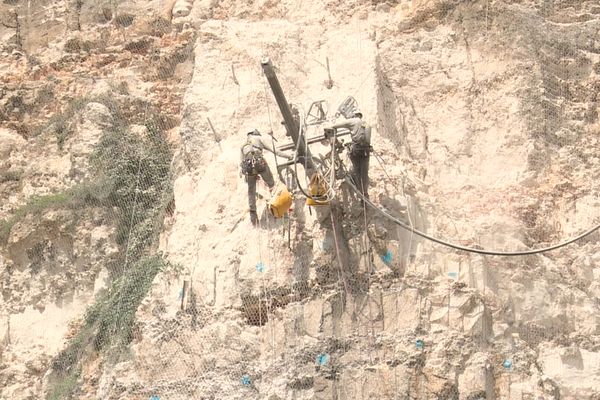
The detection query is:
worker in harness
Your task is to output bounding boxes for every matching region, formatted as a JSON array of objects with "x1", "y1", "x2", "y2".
[
  {"x1": 330, "y1": 109, "x2": 372, "y2": 199},
  {"x1": 241, "y1": 129, "x2": 293, "y2": 226}
]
